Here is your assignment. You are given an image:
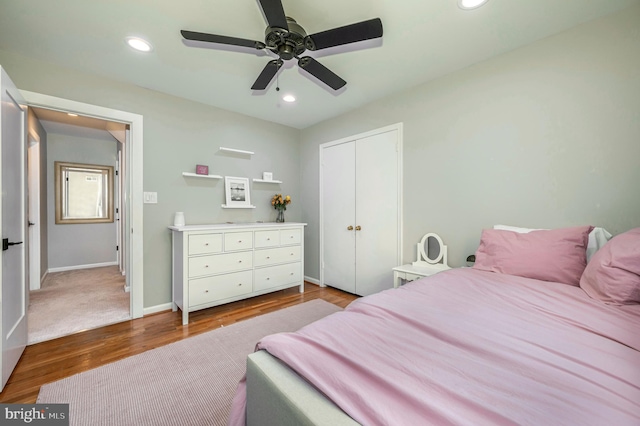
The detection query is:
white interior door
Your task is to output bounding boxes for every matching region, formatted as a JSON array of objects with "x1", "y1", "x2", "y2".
[
  {"x1": 355, "y1": 130, "x2": 400, "y2": 296},
  {"x1": 123, "y1": 129, "x2": 130, "y2": 290},
  {"x1": 28, "y1": 134, "x2": 41, "y2": 291},
  {"x1": 321, "y1": 141, "x2": 356, "y2": 293},
  {"x1": 0, "y1": 67, "x2": 28, "y2": 392},
  {"x1": 116, "y1": 151, "x2": 122, "y2": 273}
]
